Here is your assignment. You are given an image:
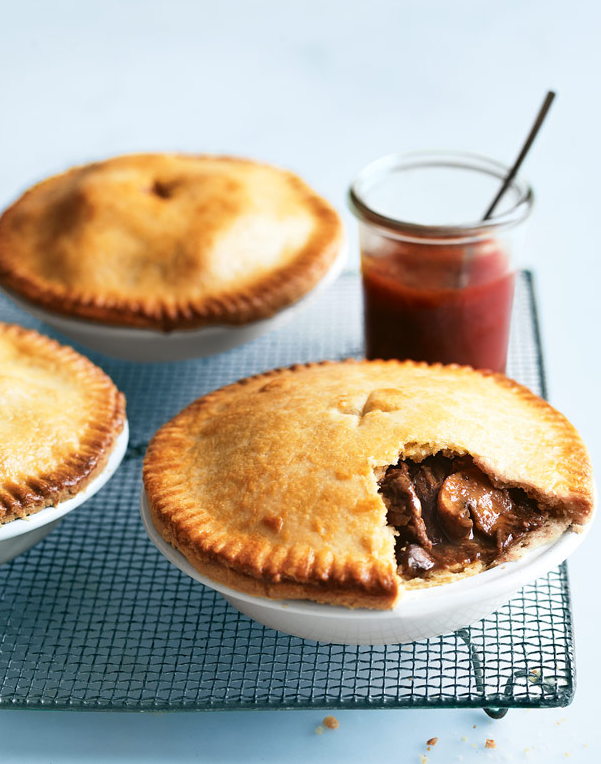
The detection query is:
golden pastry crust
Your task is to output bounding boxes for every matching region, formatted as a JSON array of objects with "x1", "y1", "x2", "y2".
[
  {"x1": 143, "y1": 360, "x2": 594, "y2": 610},
  {"x1": 0, "y1": 154, "x2": 343, "y2": 331},
  {"x1": 0, "y1": 322, "x2": 126, "y2": 524}
]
